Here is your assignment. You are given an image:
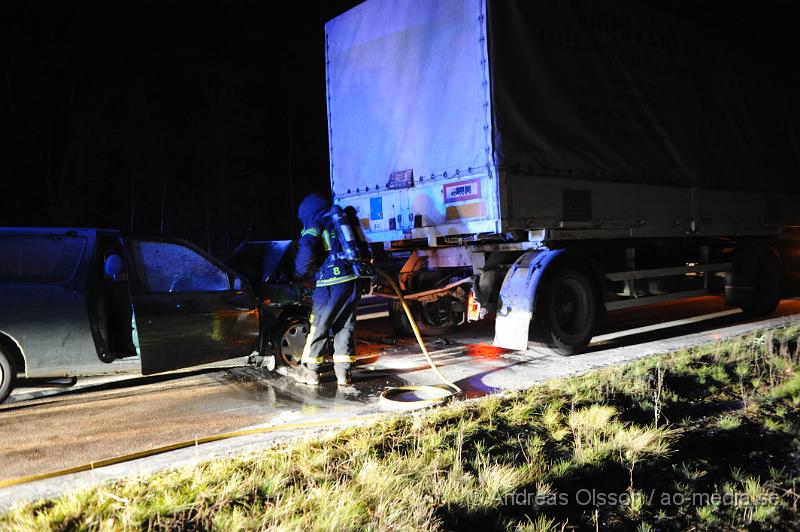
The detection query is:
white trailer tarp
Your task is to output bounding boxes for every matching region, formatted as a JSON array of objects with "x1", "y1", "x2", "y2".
[{"x1": 325, "y1": 0, "x2": 493, "y2": 199}]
